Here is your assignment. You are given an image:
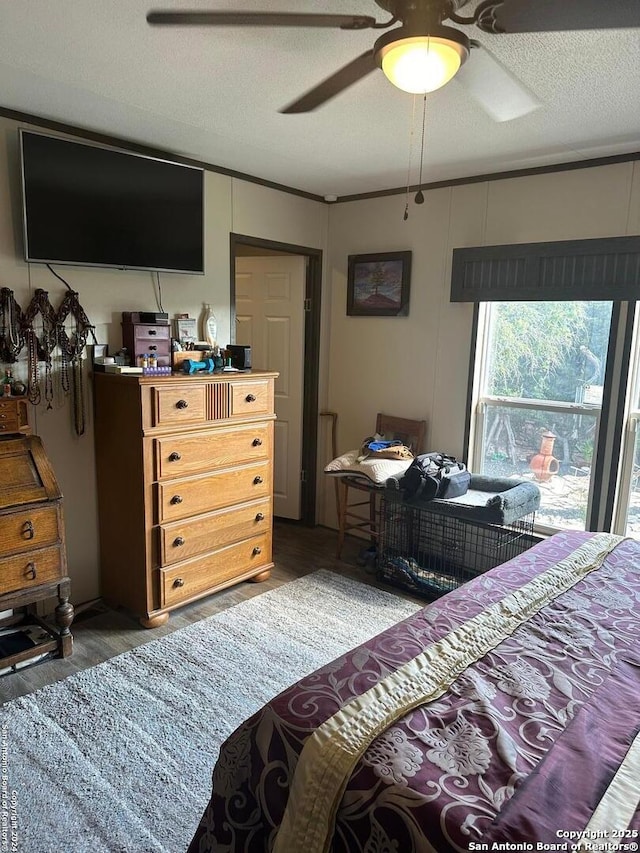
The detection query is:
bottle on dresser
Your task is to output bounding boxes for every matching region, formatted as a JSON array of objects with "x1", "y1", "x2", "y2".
[{"x1": 1, "y1": 367, "x2": 14, "y2": 396}]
